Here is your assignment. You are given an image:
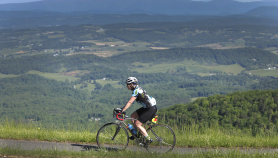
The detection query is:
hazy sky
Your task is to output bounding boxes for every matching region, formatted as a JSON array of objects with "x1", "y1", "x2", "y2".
[
  {"x1": 0, "y1": 0, "x2": 41, "y2": 4},
  {"x1": 0, "y1": 0, "x2": 265, "y2": 4},
  {"x1": 192, "y1": 0, "x2": 263, "y2": 1}
]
